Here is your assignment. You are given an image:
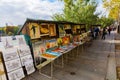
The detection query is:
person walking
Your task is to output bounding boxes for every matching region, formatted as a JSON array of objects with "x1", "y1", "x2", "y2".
[
  {"x1": 101, "y1": 27, "x2": 107, "y2": 40},
  {"x1": 94, "y1": 27, "x2": 99, "y2": 39},
  {"x1": 108, "y1": 27, "x2": 111, "y2": 35}
]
